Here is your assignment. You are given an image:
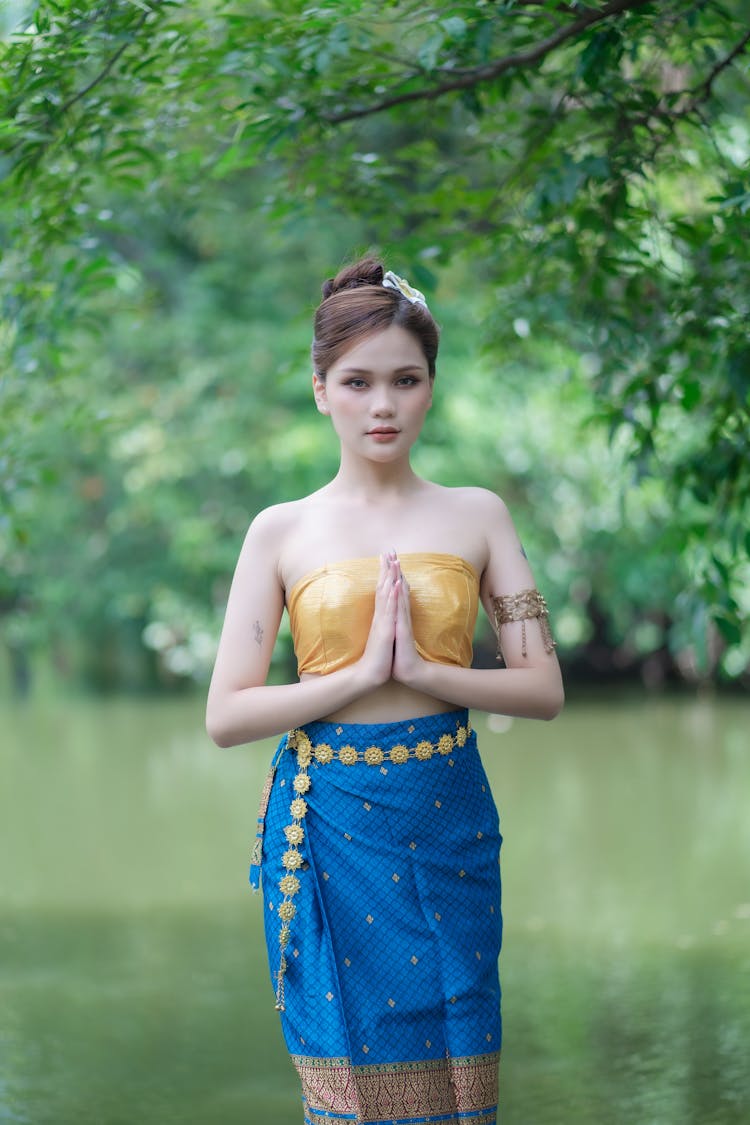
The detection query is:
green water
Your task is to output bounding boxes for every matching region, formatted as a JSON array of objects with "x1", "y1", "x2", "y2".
[{"x1": 1, "y1": 695, "x2": 748, "y2": 1124}]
